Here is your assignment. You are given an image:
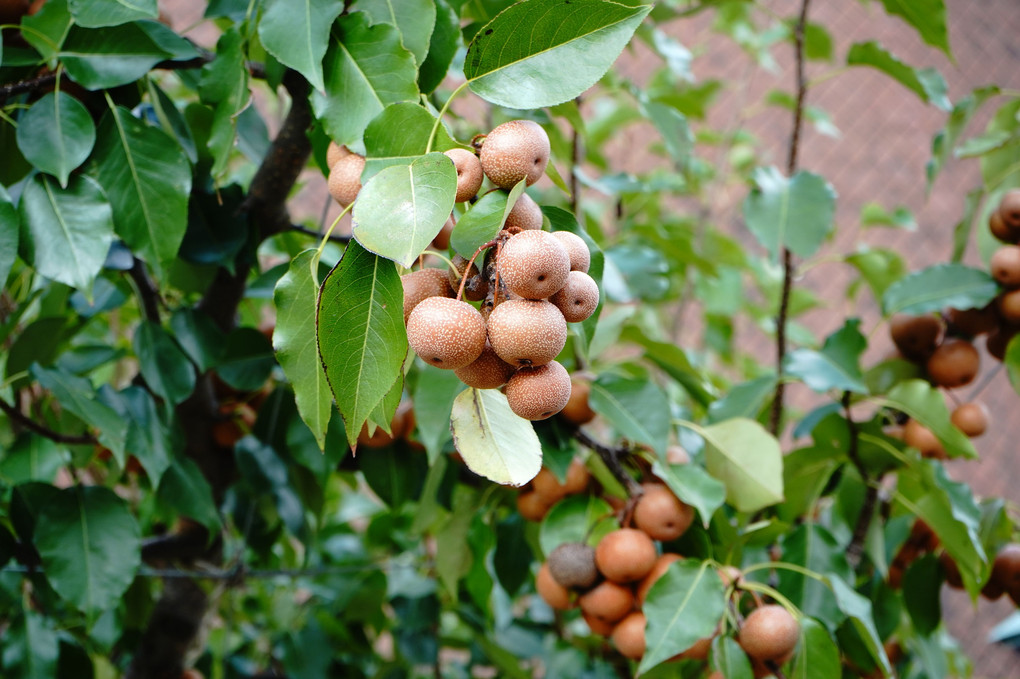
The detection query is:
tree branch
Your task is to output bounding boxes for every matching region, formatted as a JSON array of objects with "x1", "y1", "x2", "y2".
[
  {"x1": 0, "y1": 398, "x2": 97, "y2": 445},
  {"x1": 768, "y1": 0, "x2": 812, "y2": 437},
  {"x1": 573, "y1": 428, "x2": 642, "y2": 496},
  {"x1": 128, "y1": 257, "x2": 162, "y2": 323},
  {"x1": 842, "y1": 391, "x2": 876, "y2": 569}
]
